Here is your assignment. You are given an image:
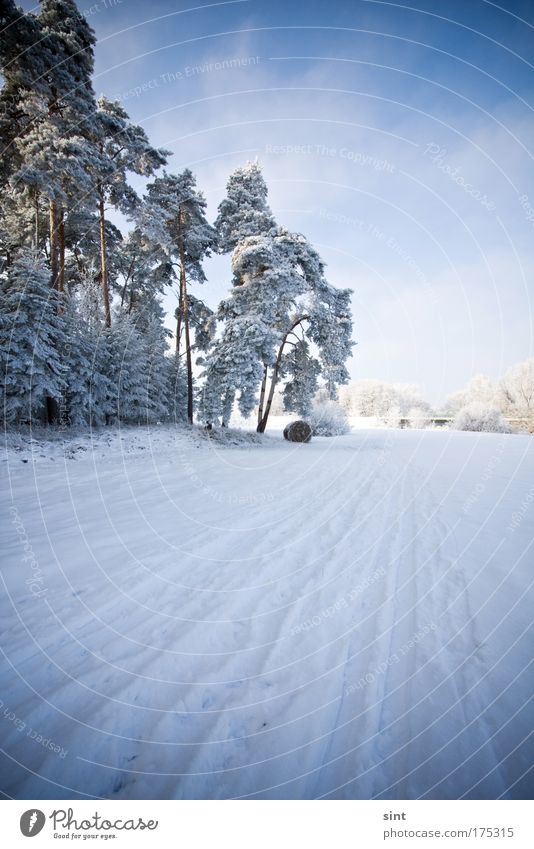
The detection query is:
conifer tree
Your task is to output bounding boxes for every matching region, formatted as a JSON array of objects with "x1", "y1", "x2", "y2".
[
  {"x1": 282, "y1": 338, "x2": 321, "y2": 417},
  {"x1": 143, "y1": 170, "x2": 215, "y2": 422},
  {"x1": 94, "y1": 97, "x2": 168, "y2": 326},
  {"x1": 214, "y1": 161, "x2": 276, "y2": 253},
  {"x1": 201, "y1": 227, "x2": 353, "y2": 432},
  {"x1": 0, "y1": 251, "x2": 66, "y2": 425}
]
